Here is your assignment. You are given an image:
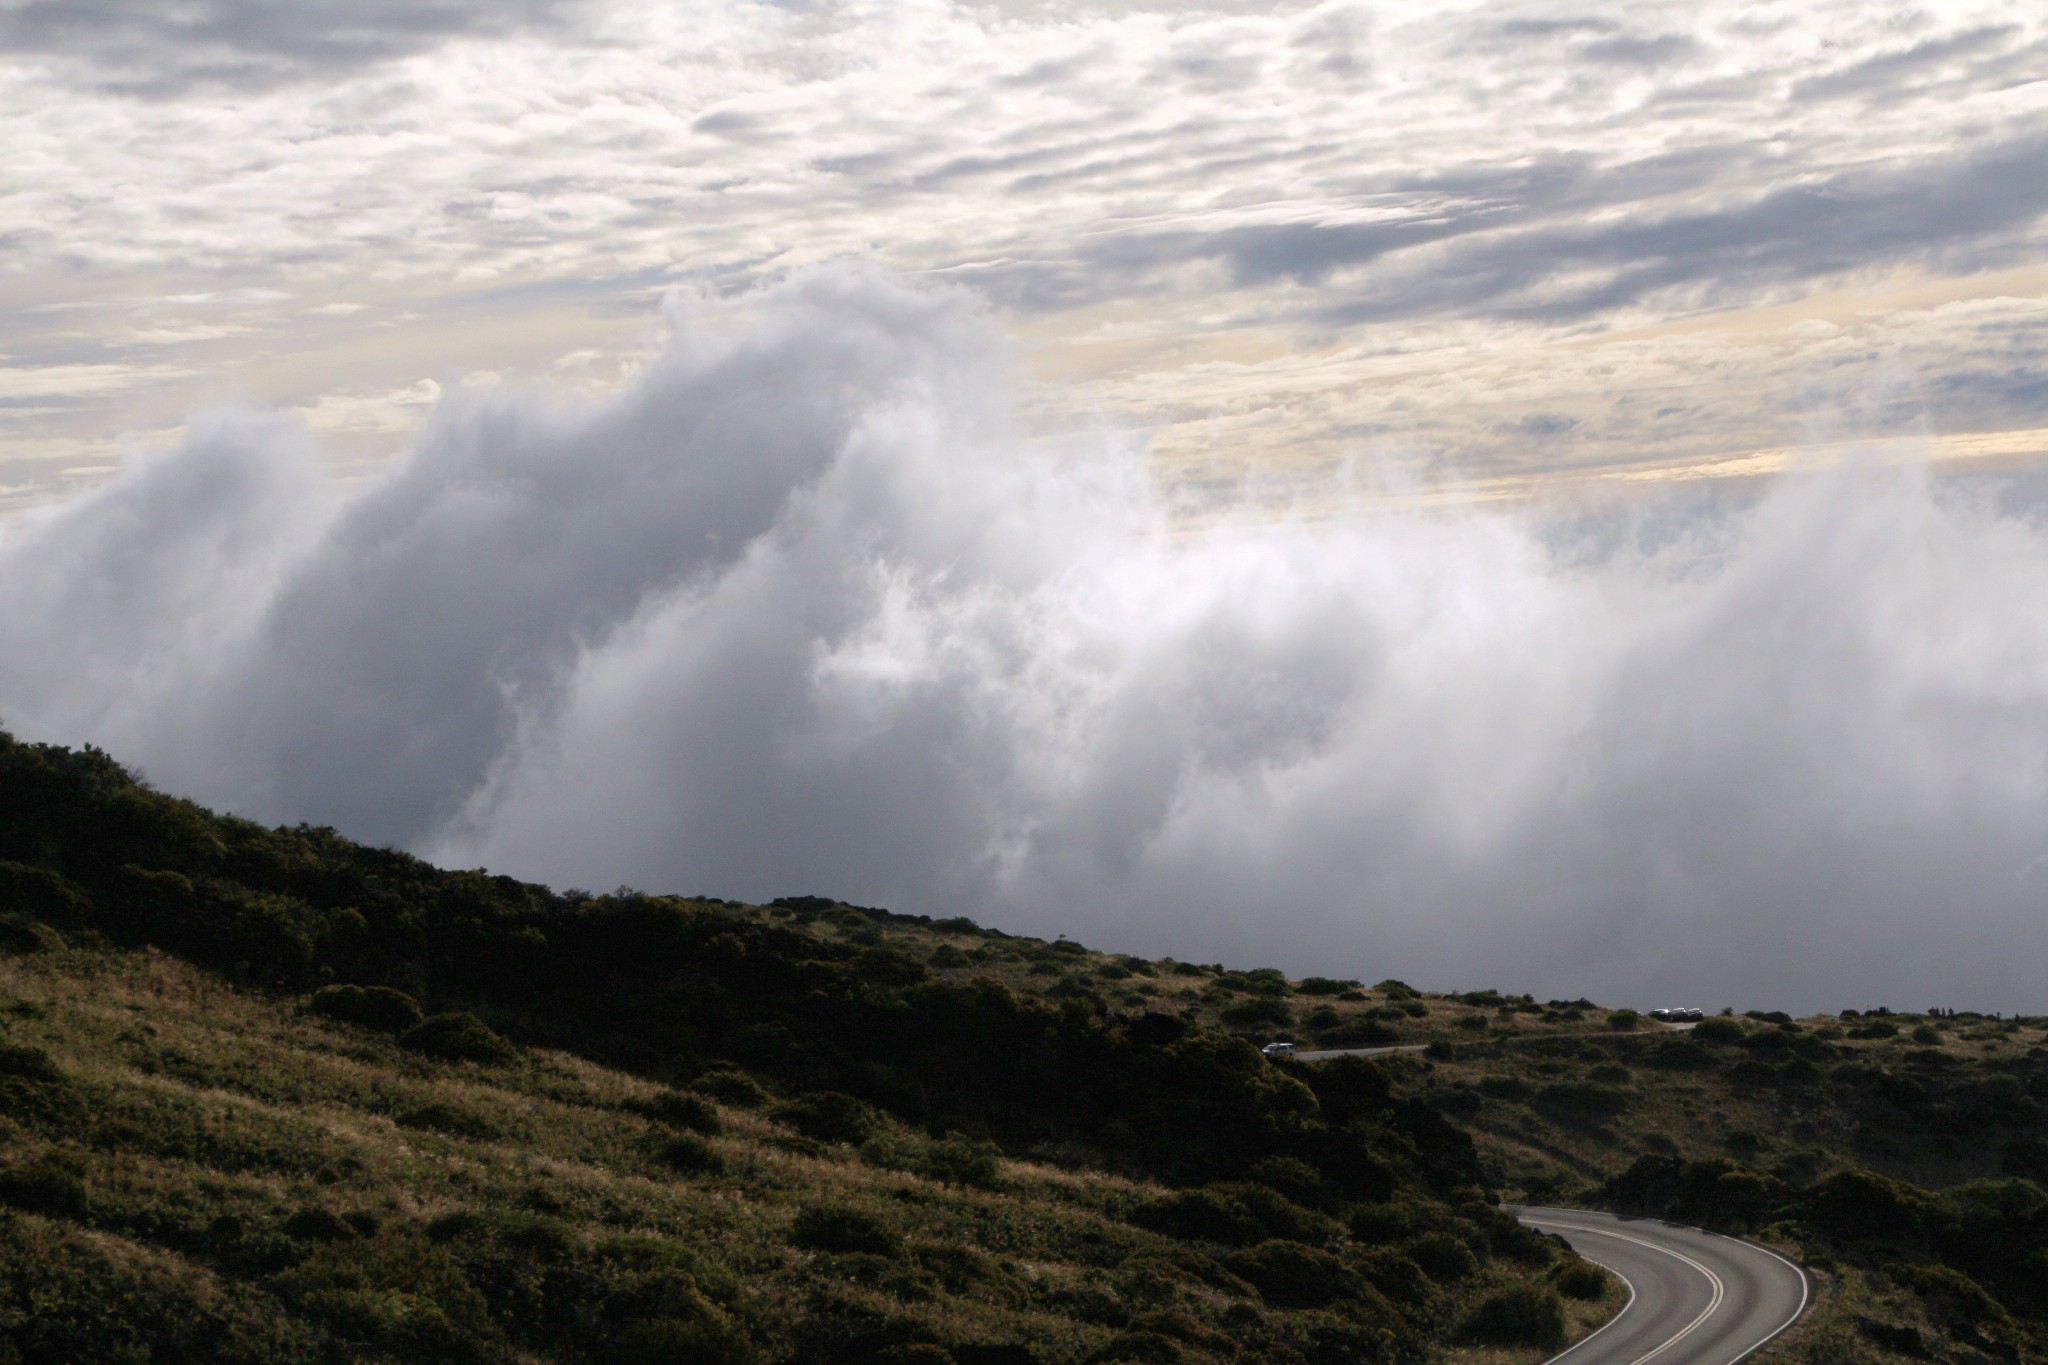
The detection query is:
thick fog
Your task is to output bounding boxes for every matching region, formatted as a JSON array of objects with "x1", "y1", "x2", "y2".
[{"x1": 4, "y1": 272, "x2": 2045, "y2": 1014}]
